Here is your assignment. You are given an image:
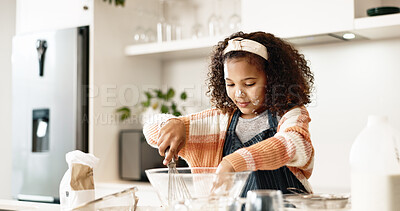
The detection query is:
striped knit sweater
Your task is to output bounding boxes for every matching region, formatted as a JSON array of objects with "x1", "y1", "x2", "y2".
[{"x1": 143, "y1": 106, "x2": 314, "y2": 192}]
